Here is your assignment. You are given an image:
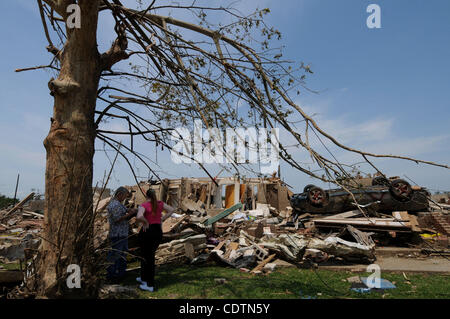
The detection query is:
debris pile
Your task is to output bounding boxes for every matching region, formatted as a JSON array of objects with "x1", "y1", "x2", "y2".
[
  {"x1": 1, "y1": 176, "x2": 449, "y2": 282},
  {"x1": 125, "y1": 176, "x2": 449, "y2": 274},
  {"x1": 0, "y1": 193, "x2": 43, "y2": 265}
]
